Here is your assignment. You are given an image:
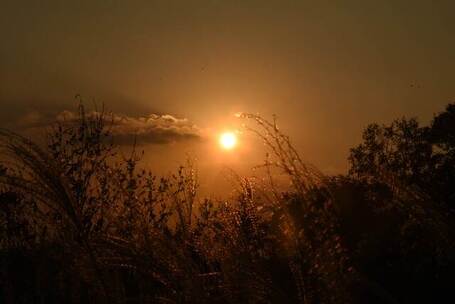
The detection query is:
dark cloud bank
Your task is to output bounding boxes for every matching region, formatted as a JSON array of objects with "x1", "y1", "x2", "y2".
[{"x1": 19, "y1": 110, "x2": 202, "y2": 145}]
